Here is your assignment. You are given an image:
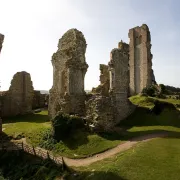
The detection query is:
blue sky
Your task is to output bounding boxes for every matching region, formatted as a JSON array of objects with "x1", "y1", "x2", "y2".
[{"x1": 0, "y1": 0, "x2": 179, "y2": 90}]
